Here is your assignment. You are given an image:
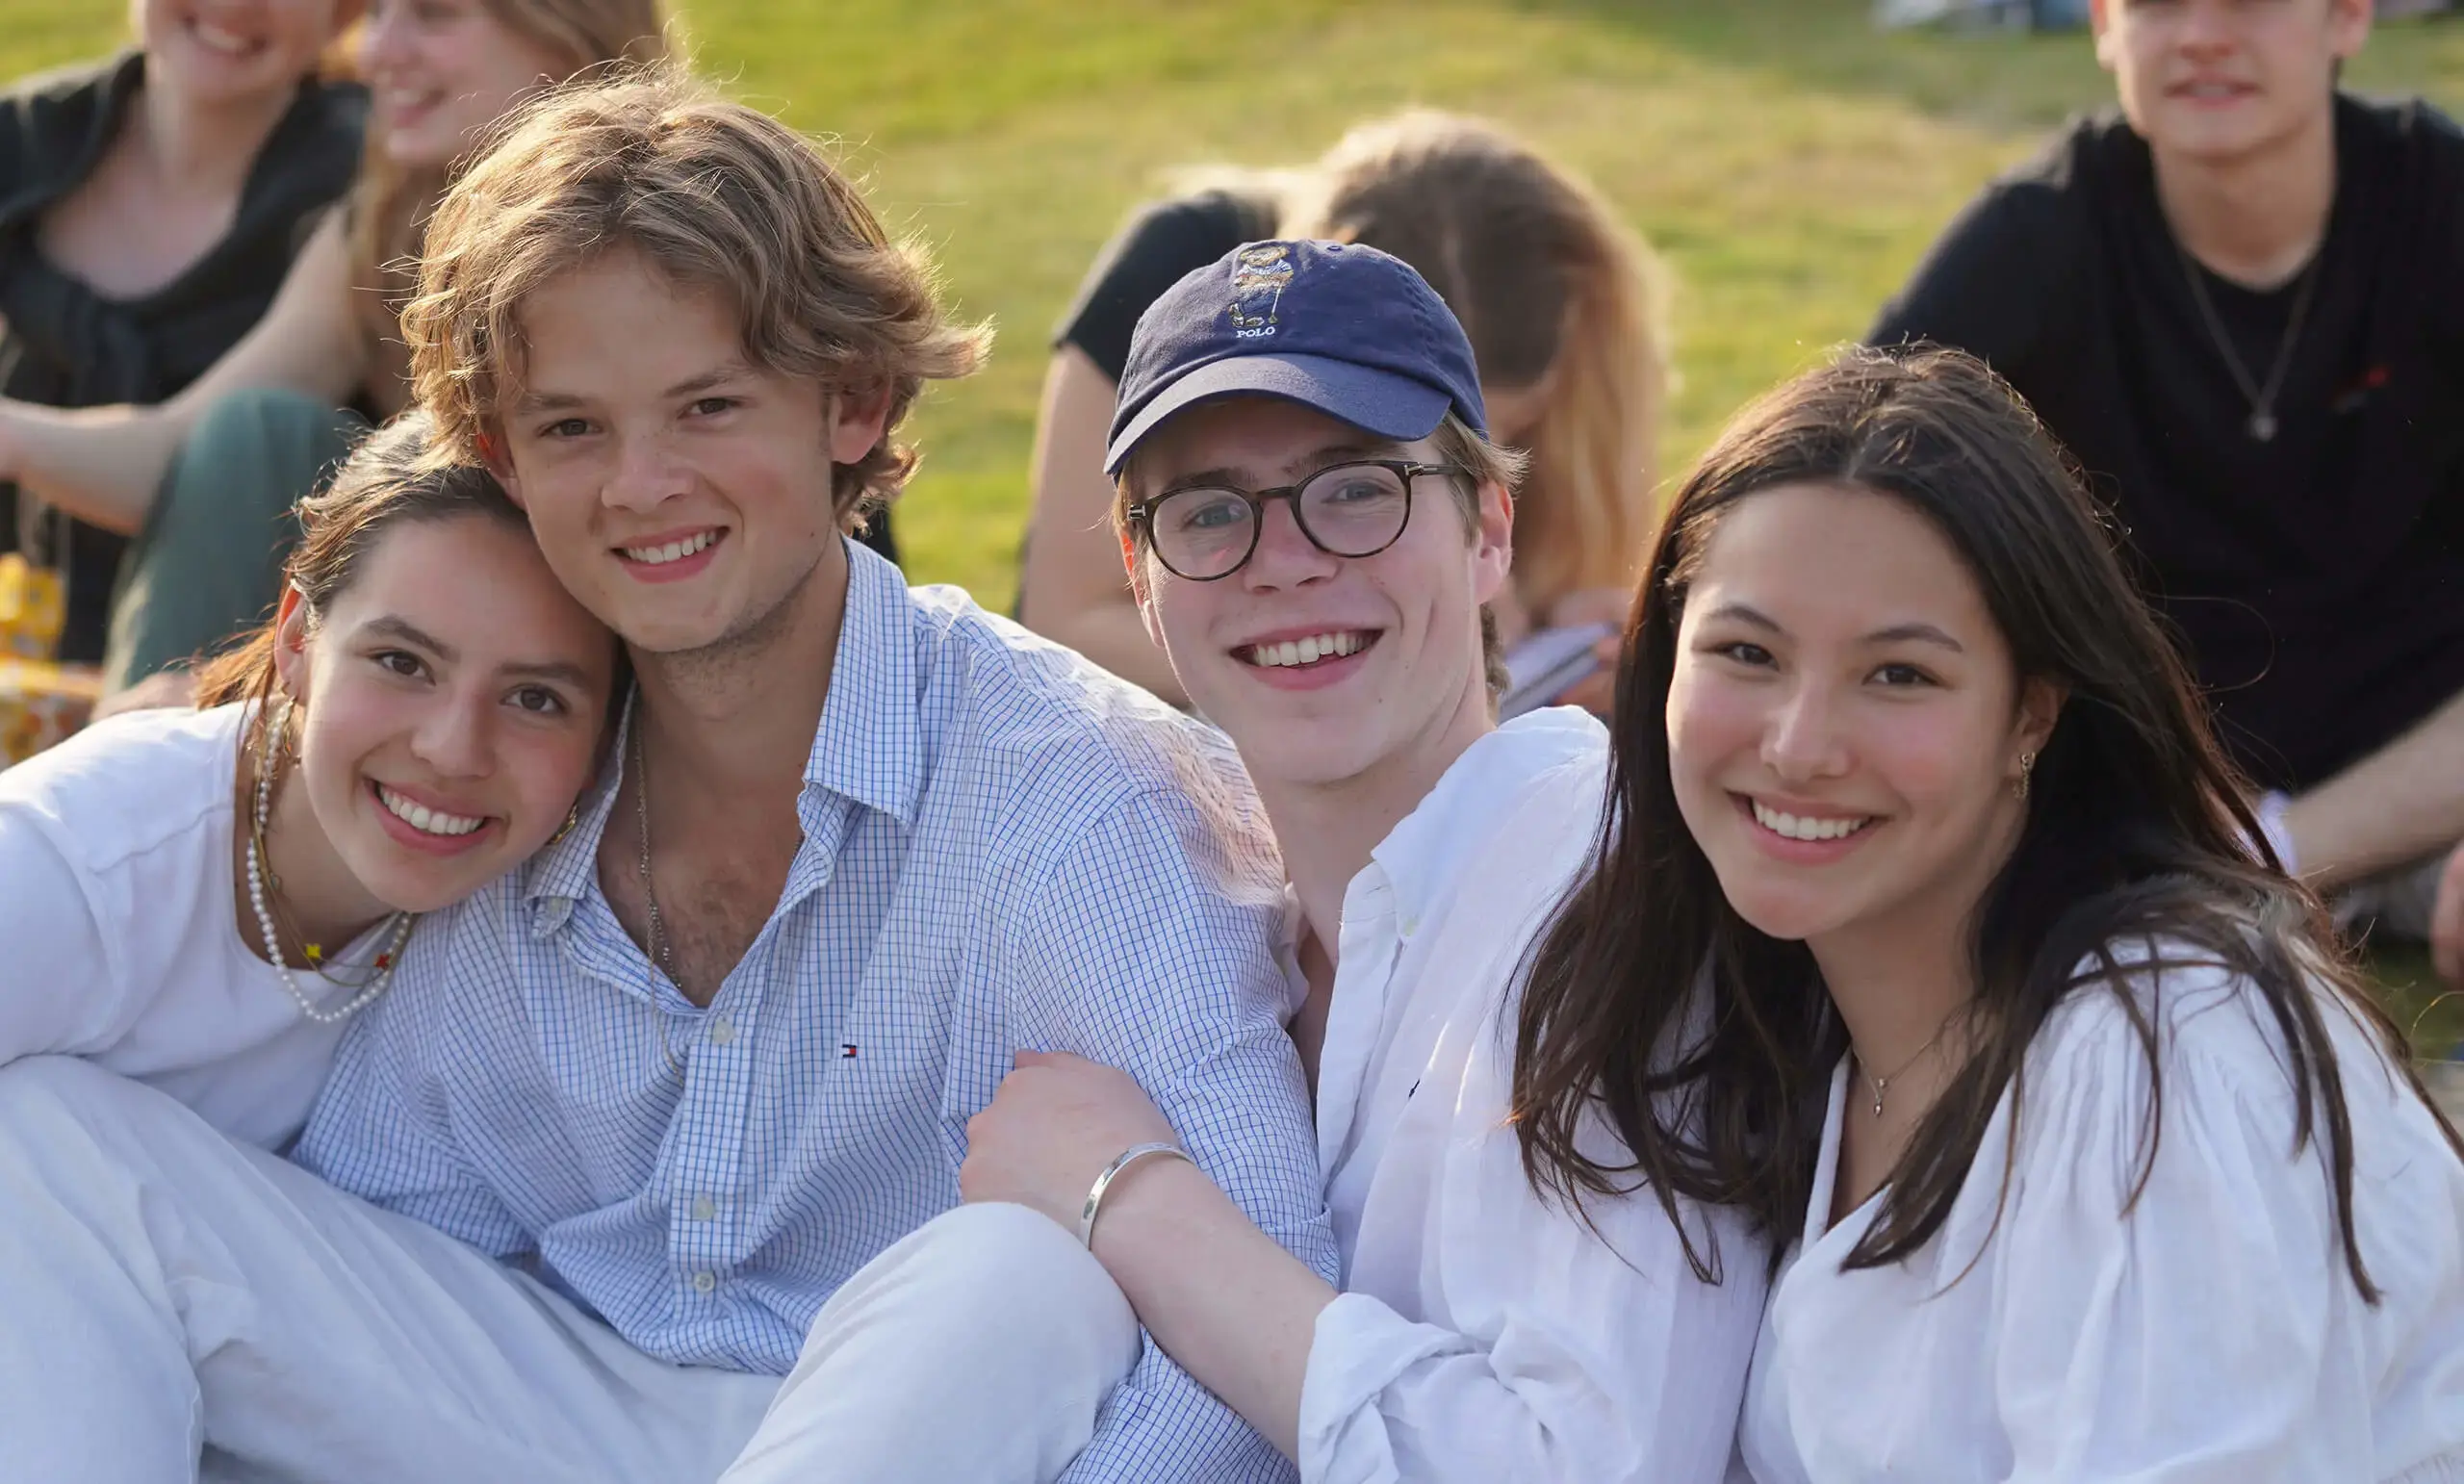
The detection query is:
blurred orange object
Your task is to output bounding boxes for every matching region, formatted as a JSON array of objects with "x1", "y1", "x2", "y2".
[
  {"x1": 0, "y1": 552, "x2": 94, "y2": 766},
  {"x1": 0, "y1": 552, "x2": 67, "y2": 660},
  {"x1": 0, "y1": 659, "x2": 101, "y2": 767}
]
